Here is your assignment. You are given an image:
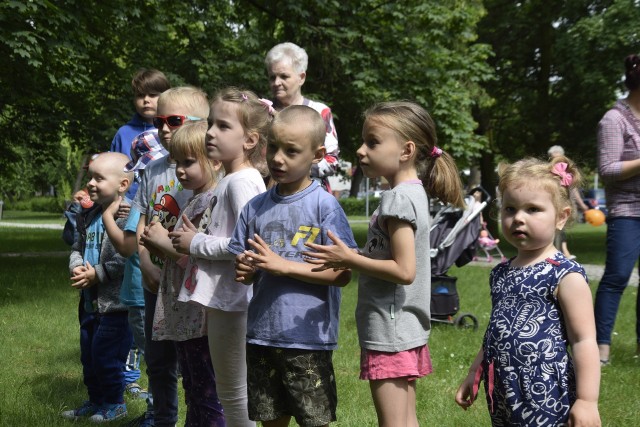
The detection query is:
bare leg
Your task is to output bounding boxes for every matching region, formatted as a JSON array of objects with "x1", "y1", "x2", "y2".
[{"x1": 370, "y1": 378, "x2": 416, "y2": 427}]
